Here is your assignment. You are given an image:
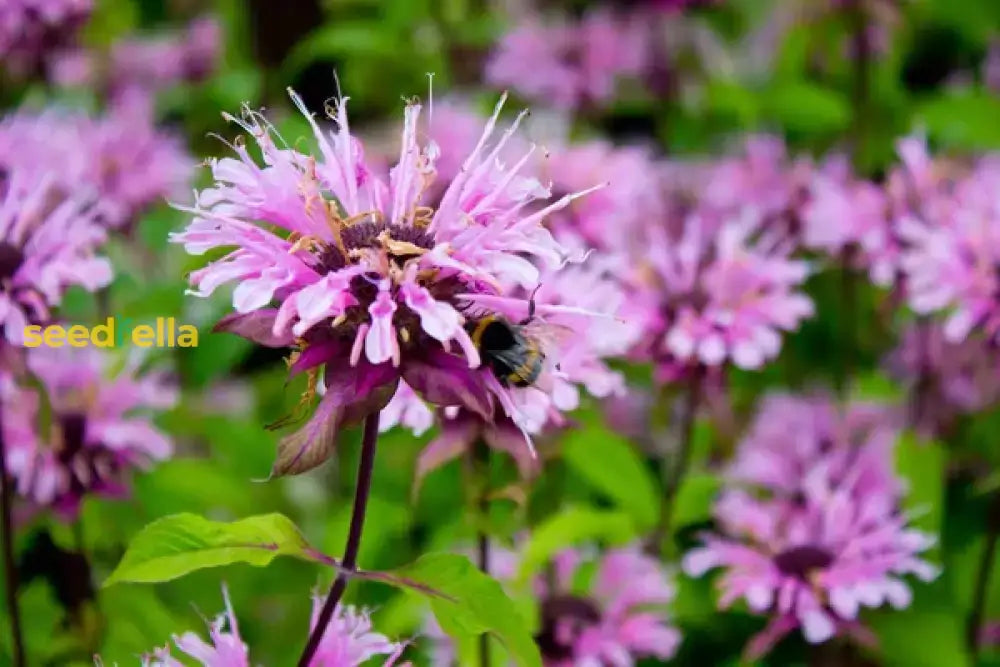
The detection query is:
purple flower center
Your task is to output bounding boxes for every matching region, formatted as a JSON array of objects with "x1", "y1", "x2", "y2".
[
  {"x1": 315, "y1": 221, "x2": 434, "y2": 272},
  {"x1": 773, "y1": 544, "x2": 835, "y2": 580},
  {"x1": 298, "y1": 220, "x2": 478, "y2": 354},
  {"x1": 535, "y1": 594, "x2": 602, "y2": 661},
  {"x1": 0, "y1": 242, "x2": 25, "y2": 282},
  {"x1": 55, "y1": 412, "x2": 88, "y2": 459},
  {"x1": 53, "y1": 411, "x2": 120, "y2": 497}
]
